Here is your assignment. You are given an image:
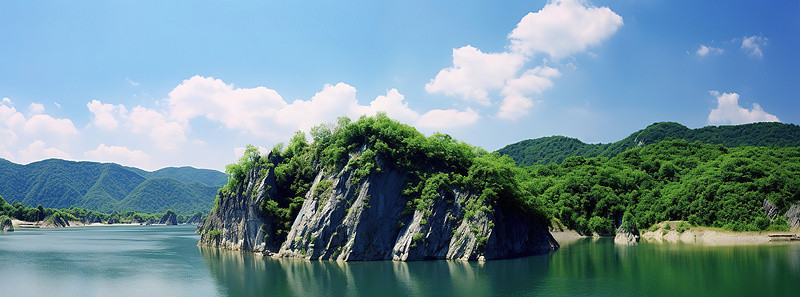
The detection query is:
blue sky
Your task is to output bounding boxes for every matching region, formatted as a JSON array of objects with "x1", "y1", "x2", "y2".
[{"x1": 1, "y1": 0, "x2": 797, "y2": 171}]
